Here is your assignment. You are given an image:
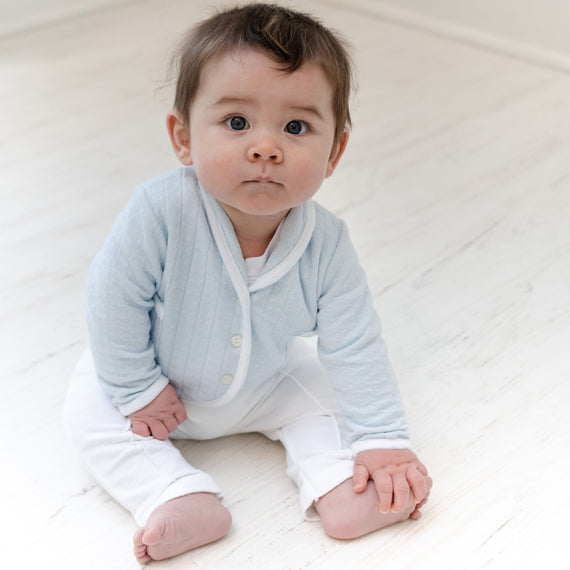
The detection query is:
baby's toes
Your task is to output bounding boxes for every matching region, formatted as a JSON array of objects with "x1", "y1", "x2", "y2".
[{"x1": 133, "y1": 528, "x2": 152, "y2": 564}]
